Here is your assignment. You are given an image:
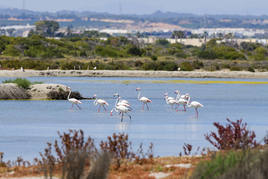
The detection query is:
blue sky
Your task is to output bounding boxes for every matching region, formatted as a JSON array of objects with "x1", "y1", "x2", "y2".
[{"x1": 0, "y1": 0, "x2": 267, "y2": 15}]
